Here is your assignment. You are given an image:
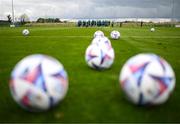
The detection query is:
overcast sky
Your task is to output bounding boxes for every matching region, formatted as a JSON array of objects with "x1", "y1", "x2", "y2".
[{"x1": 0, "y1": 0, "x2": 180, "y2": 20}]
